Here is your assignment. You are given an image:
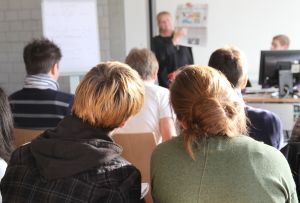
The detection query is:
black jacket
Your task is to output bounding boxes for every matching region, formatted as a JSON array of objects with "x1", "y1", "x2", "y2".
[
  {"x1": 1, "y1": 115, "x2": 144, "y2": 203},
  {"x1": 281, "y1": 142, "x2": 300, "y2": 198},
  {"x1": 151, "y1": 35, "x2": 194, "y2": 88}
]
